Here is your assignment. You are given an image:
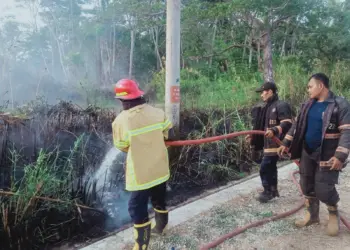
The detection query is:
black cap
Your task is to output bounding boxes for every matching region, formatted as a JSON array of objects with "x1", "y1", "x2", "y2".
[{"x1": 255, "y1": 82, "x2": 277, "y2": 93}]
